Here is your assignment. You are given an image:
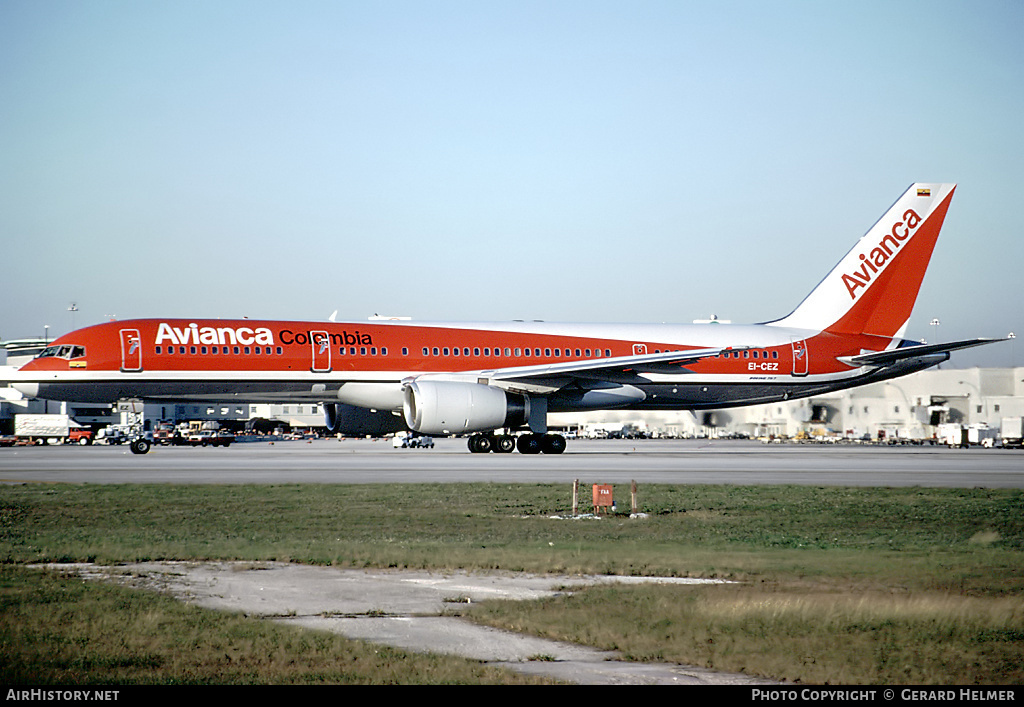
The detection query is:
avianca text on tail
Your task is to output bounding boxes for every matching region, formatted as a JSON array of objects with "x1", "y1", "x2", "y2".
[
  {"x1": 841, "y1": 207, "x2": 922, "y2": 299},
  {"x1": 11, "y1": 182, "x2": 1004, "y2": 455}
]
